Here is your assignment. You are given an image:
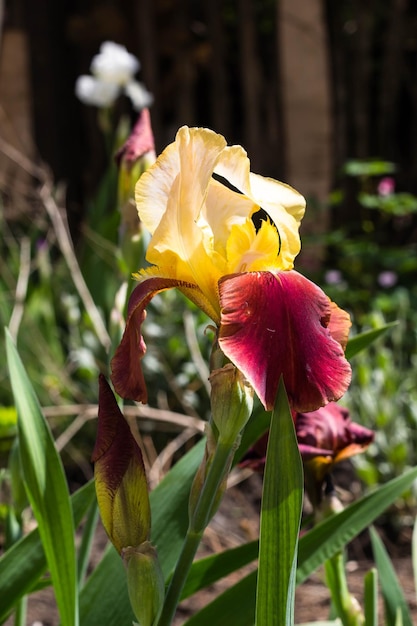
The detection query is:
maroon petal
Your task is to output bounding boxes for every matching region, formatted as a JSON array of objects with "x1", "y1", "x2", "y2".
[
  {"x1": 218, "y1": 270, "x2": 352, "y2": 412},
  {"x1": 296, "y1": 402, "x2": 374, "y2": 463},
  {"x1": 111, "y1": 276, "x2": 197, "y2": 402}
]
